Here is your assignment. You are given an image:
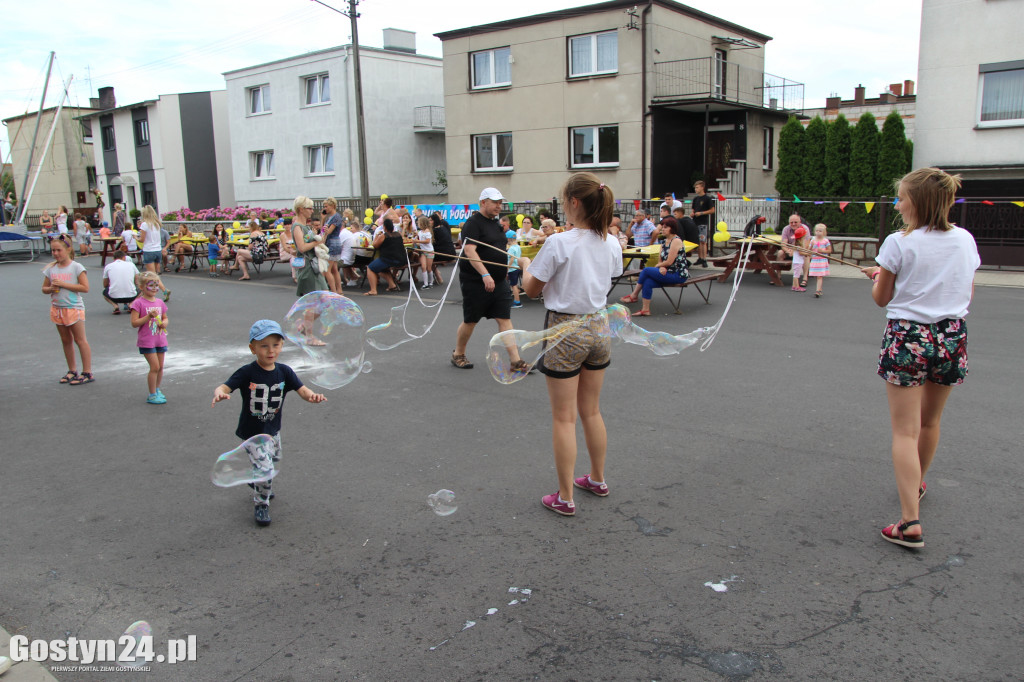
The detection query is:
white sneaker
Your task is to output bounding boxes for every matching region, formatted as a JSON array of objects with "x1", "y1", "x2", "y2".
[{"x1": 346, "y1": 279, "x2": 360, "y2": 286}]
